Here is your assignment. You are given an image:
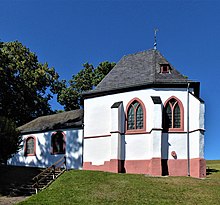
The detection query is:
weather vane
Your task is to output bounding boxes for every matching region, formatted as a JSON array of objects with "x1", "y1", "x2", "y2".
[{"x1": 154, "y1": 28, "x2": 159, "y2": 50}]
